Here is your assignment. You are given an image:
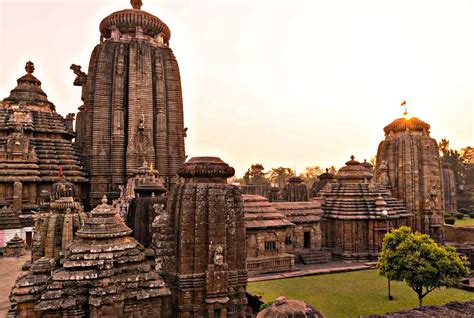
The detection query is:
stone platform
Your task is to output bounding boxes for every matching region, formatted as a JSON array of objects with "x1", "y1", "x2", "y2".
[{"x1": 0, "y1": 251, "x2": 30, "y2": 317}]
